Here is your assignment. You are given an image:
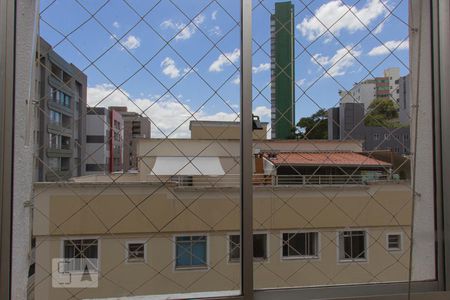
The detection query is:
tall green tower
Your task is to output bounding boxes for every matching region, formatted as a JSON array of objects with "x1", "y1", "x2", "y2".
[{"x1": 270, "y1": 1, "x2": 295, "y2": 139}]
